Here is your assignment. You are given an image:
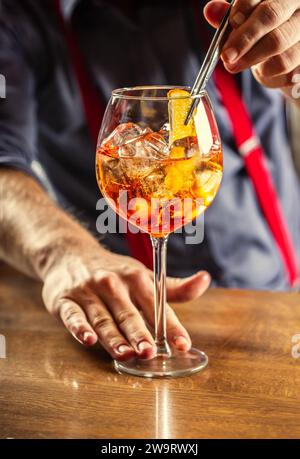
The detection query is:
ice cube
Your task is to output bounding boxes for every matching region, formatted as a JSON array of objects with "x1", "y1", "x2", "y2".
[
  {"x1": 141, "y1": 127, "x2": 153, "y2": 136},
  {"x1": 141, "y1": 166, "x2": 168, "y2": 198},
  {"x1": 100, "y1": 155, "x2": 126, "y2": 188},
  {"x1": 117, "y1": 129, "x2": 169, "y2": 159},
  {"x1": 193, "y1": 167, "x2": 222, "y2": 206},
  {"x1": 143, "y1": 132, "x2": 169, "y2": 159},
  {"x1": 197, "y1": 169, "x2": 222, "y2": 193},
  {"x1": 119, "y1": 138, "x2": 140, "y2": 157},
  {"x1": 102, "y1": 122, "x2": 144, "y2": 148},
  {"x1": 118, "y1": 144, "x2": 135, "y2": 158},
  {"x1": 102, "y1": 123, "x2": 170, "y2": 159},
  {"x1": 119, "y1": 128, "x2": 153, "y2": 158},
  {"x1": 102, "y1": 123, "x2": 154, "y2": 158}
]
